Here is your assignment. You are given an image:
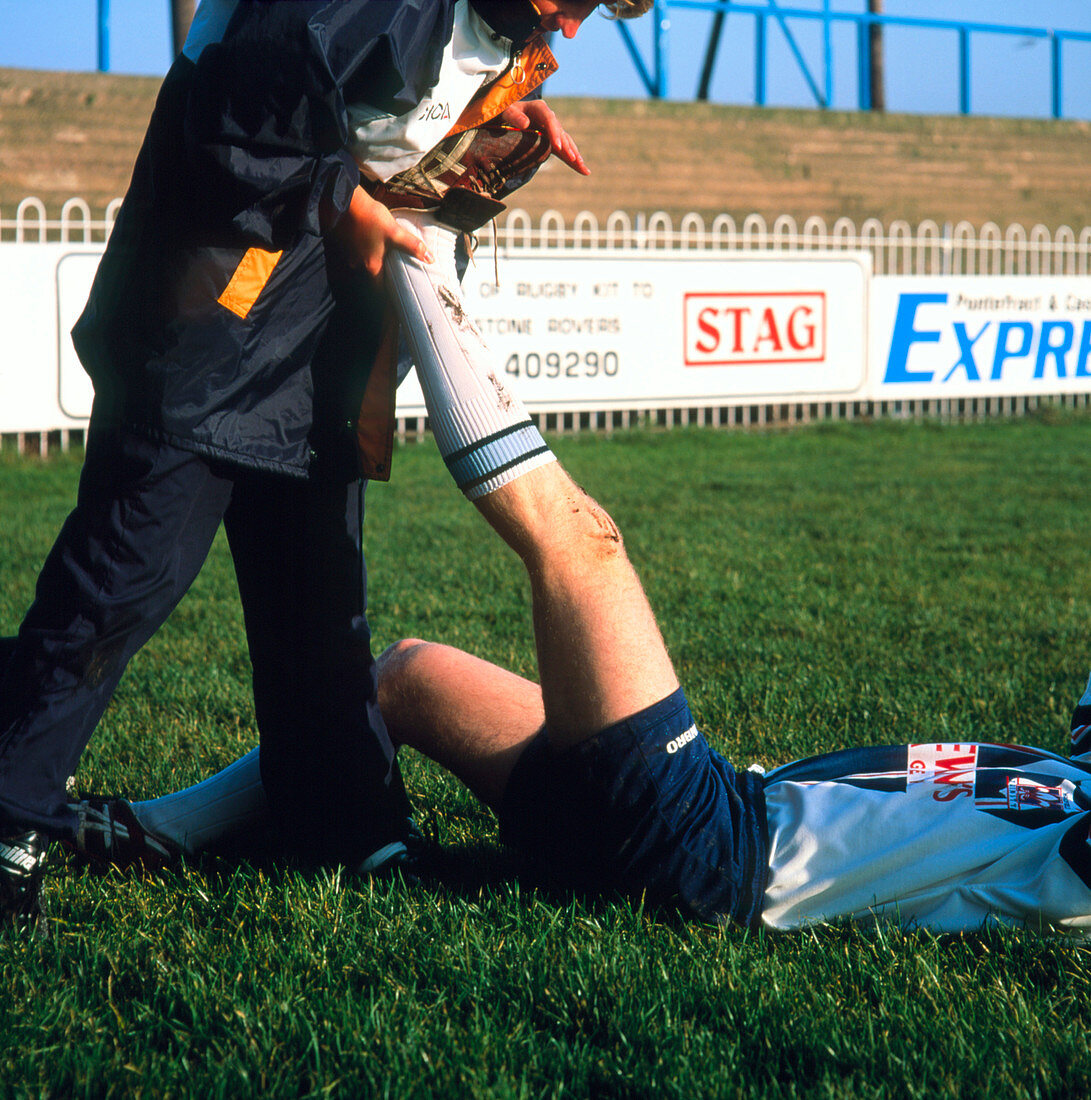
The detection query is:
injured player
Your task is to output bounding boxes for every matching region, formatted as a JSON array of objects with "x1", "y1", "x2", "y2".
[{"x1": 56, "y1": 209, "x2": 1091, "y2": 937}]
